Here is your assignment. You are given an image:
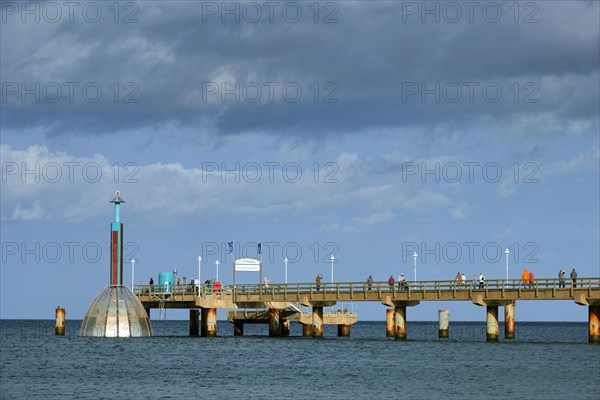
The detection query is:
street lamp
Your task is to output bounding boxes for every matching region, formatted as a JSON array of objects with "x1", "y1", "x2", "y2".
[
  {"x1": 413, "y1": 251, "x2": 418, "y2": 282},
  {"x1": 284, "y1": 257, "x2": 288, "y2": 284},
  {"x1": 505, "y1": 248, "x2": 509, "y2": 281},
  {"x1": 215, "y1": 260, "x2": 219, "y2": 282},
  {"x1": 197, "y1": 256, "x2": 202, "y2": 285},
  {"x1": 330, "y1": 255, "x2": 335, "y2": 283},
  {"x1": 130, "y1": 258, "x2": 137, "y2": 291}
]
